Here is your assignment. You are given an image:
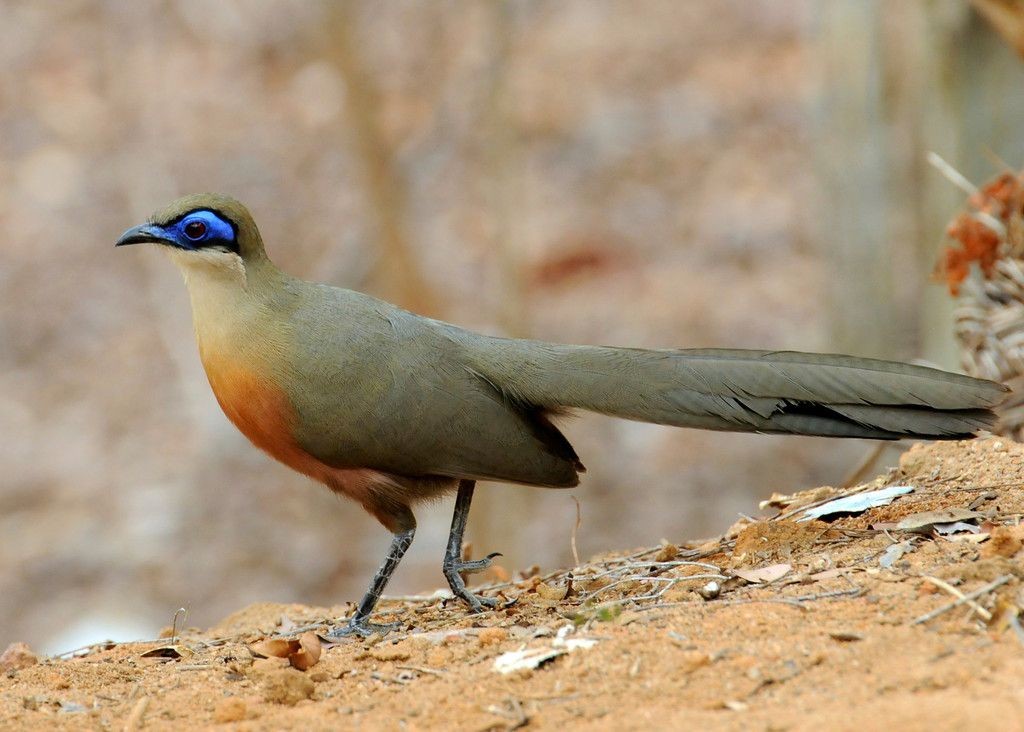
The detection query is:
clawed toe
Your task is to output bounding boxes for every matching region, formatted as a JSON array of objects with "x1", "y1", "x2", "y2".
[
  {"x1": 443, "y1": 557, "x2": 502, "y2": 612},
  {"x1": 447, "y1": 587, "x2": 499, "y2": 613},
  {"x1": 447, "y1": 551, "x2": 503, "y2": 576},
  {"x1": 325, "y1": 616, "x2": 401, "y2": 640},
  {"x1": 466, "y1": 593, "x2": 500, "y2": 611}
]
